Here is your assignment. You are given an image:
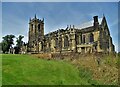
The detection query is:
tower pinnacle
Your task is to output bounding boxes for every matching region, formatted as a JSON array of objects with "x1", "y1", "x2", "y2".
[
  {"x1": 29, "y1": 17, "x2": 31, "y2": 21},
  {"x1": 42, "y1": 18, "x2": 44, "y2": 22},
  {"x1": 103, "y1": 13, "x2": 105, "y2": 17},
  {"x1": 35, "y1": 14, "x2": 37, "y2": 19}
]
